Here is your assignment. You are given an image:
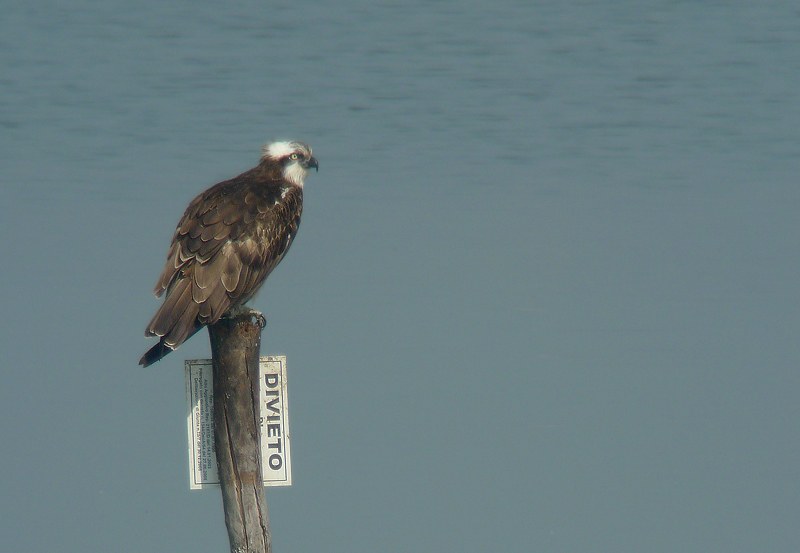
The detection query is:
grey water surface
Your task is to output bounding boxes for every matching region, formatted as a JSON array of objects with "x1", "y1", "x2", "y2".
[{"x1": 1, "y1": 1, "x2": 799, "y2": 552}]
